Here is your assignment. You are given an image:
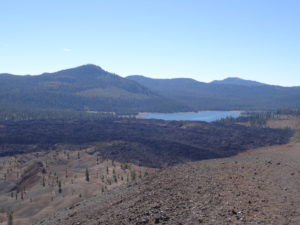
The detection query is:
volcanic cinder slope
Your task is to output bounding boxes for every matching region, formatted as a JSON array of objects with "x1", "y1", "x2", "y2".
[
  {"x1": 0, "y1": 149, "x2": 155, "y2": 225},
  {"x1": 35, "y1": 143, "x2": 300, "y2": 225}
]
